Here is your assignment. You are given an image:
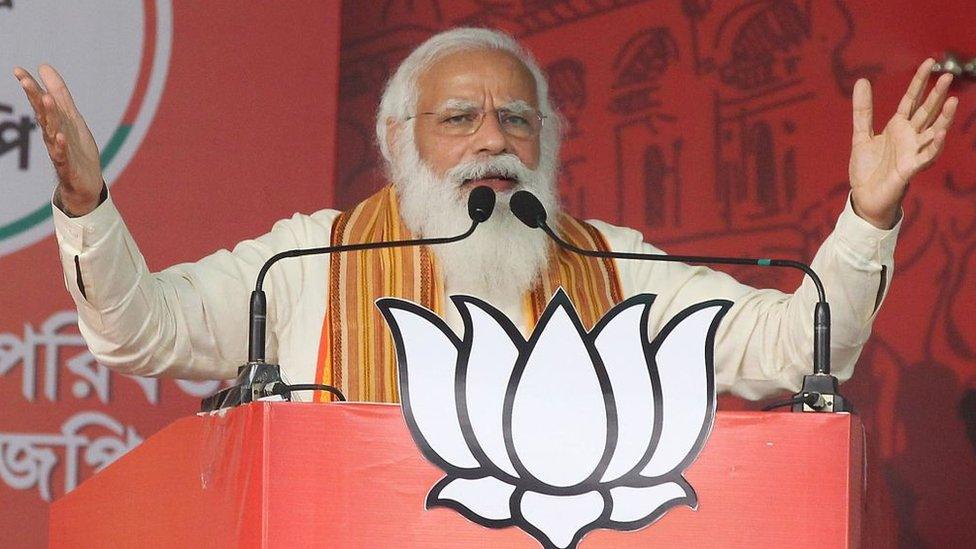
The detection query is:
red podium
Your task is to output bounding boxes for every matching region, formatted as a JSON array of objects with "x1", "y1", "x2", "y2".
[{"x1": 49, "y1": 402, "x2": 863, "y2": 548}]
